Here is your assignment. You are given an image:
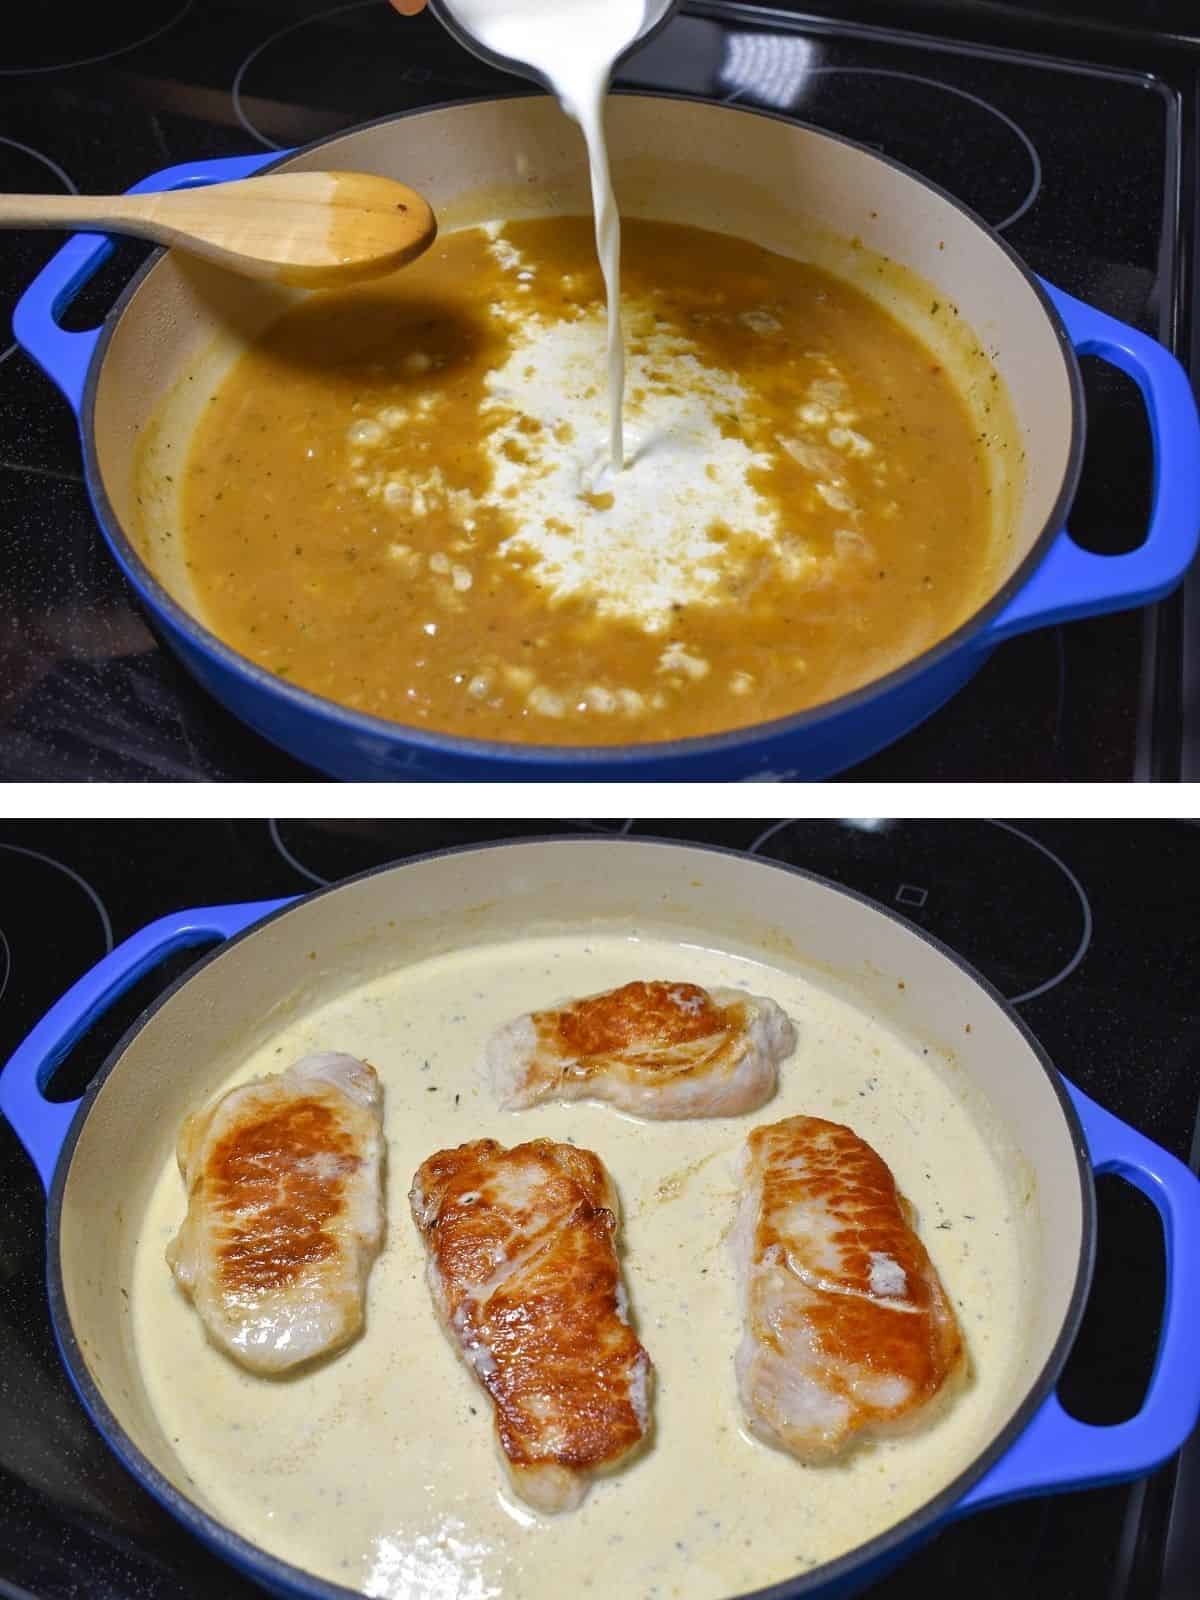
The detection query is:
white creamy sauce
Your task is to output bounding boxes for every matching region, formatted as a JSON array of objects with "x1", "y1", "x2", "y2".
[
  {"x1": 350, "y1": 271, "x2": 874, "y2": 636},
  {"x1": 483, "y1": 288, "x2": 781, "y2": 631},
  {"x1": 441, "y1": 0, "x2": 654, "y2": 469},
  {"x1": 131, "y1": 935, "x2": 1035, "y2": 1600}
]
